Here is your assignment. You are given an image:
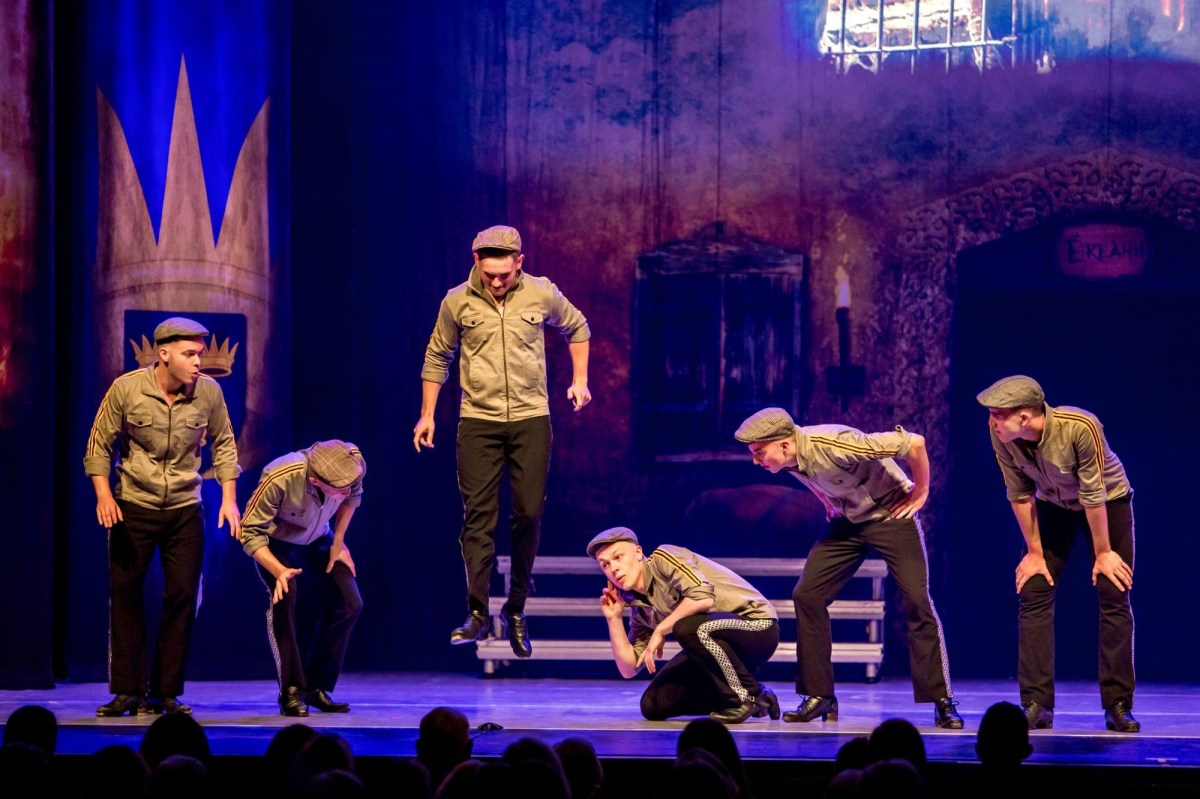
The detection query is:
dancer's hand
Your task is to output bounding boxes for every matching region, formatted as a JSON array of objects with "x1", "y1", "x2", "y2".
[
  {"x1": 327, "y1": 542, "x2": 356, "y2": 577},
  {"x1": 600, "y1": 585, "x2": 625, "y2": 620},
  {"x1": 636, "y1": 629, "x2": 666, "y2": 674},
  {"x1": 272, "y1": 568, "x2": 302, "y2": 604},
  {"x1": 888, "y1": 485, "x2": 928, "y2": 519},
  {"x1": 413, "y1": 416, "x2": 435, "y2": 451},
  {"x1": 1015, "y1": 552, "x2": 1054, "y2": 593},
  {"x1": 1092, "y1": 551, "x2": 1133, "y2": 591}
]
